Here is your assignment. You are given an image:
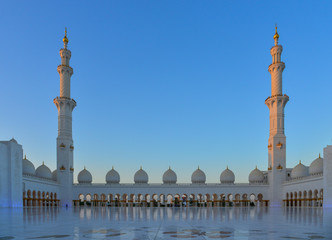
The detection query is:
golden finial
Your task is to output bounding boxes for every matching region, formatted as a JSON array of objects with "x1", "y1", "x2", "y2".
[
  {"x1": 63, "y1": 27, "x2": 69, "y2": 46},
  {"x1": 299, "y1": 160, "x2": 301, "y2": 164},
  {"x1": 112, "y1": 166, "x2": 114, "y2": 170},
  {"x1": 140, "y1": 166, "x2": 142, "y2": 170},
  {"x1": 319, "y1": 153, "x2": 321, "y2": 158},
  {"x1": 198, "y1": 166, "x2": 200, "y2": 170},
  {"x1": 84, "y1": 166, "x2": 86, "y2": 170},
  {"x1": 273, "y1": 24, "x2": 279, "y2": 46},
  {"x1": 24, "y1": 154, "x2": 27, "y2": 160},
  {"x1": 255, "y1": 165, "x2": 258, "y2": 169},
  {"x1": 226, "y1": 165, "x2": 228, "y2": 170},
  {"x1": 169, "y1": 166, "x2": 171, "y2": 170},
  {"x1": 42, "y1": 161, "x2": 44, "y2": 165}
]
